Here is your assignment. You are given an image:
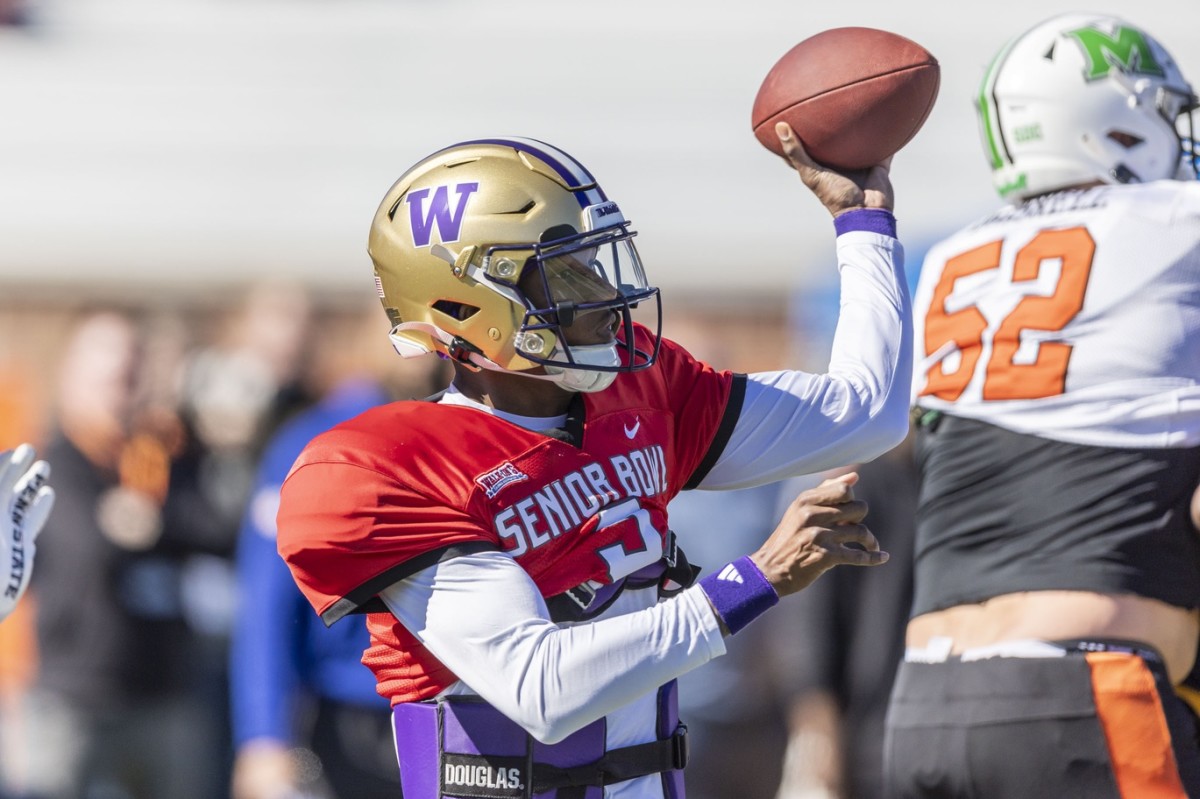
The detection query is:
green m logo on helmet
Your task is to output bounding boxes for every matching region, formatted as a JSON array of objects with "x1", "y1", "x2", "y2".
[{"x1": 1067, "y1": 26, "x2": 1164, "y2": 81}]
